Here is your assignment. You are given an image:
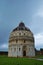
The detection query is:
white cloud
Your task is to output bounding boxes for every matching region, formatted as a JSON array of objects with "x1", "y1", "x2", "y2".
[
  {"x1": 34, "y1": 10, "x2": 43, "y2": 18},
  {"x1": 34, "y1": 32, "x2": 43, "y2": 50},
  {"x1": 33, "y1": 5, "x2": 43, "y2": 50},
  {"x1": 33, "y1": 5, "x2": 43, "y2": 18},
  {"x1": 0, "y1": 43, "x2": 8, "y2": 49},
  {"x1": 31, "y1": 5, "x2": 43, "y2": 35},
  {"x1": 38, "y1": 11, "x2": 43, "y2": 17}
]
